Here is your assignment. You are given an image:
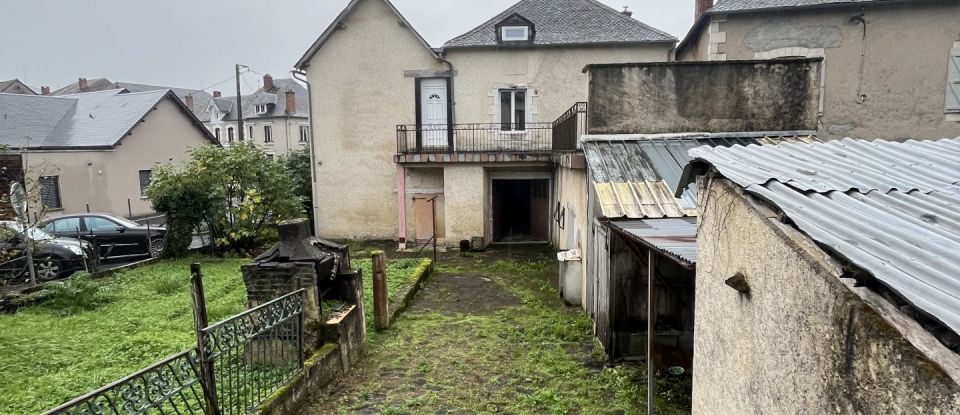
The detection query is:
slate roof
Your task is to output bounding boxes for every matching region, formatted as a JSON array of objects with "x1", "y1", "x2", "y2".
[
  {"x1": 203, "y1": 78, "x2": 309, "y2": 122},
  {"x1": 0, "y1": 79, "x2": 37, "y2": 94},
  {"x1": 682, "y1": 137, "x2": 960, "y2": 337},
  {"x1": 709, "y1": 0, "x2": 906, "y2": 13},
  {"x1": 0, "y1": 89, "x2": 214, "y2": 149},
  {"x1": 445, "y1": 0, "x2": 676, "y2": 48},
  {"x1": 51, "y1": 78, "x2": 212, "y2": 119},
  {"x1": 582, "y1": 131, "x2": 817, "y2": 219}
]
